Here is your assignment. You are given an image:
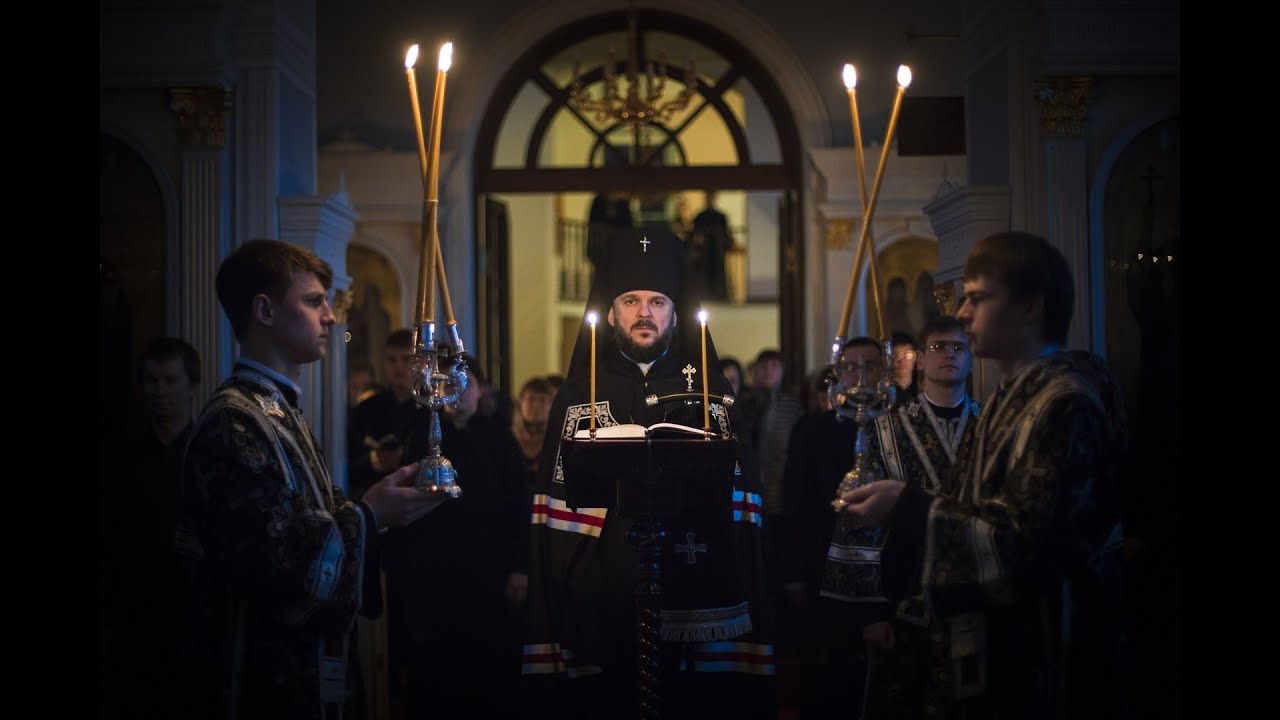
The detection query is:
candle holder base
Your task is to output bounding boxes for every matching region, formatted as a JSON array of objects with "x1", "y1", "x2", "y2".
[{"x1": 416, "y1": 453, "x2": 462, "y2": 498}]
